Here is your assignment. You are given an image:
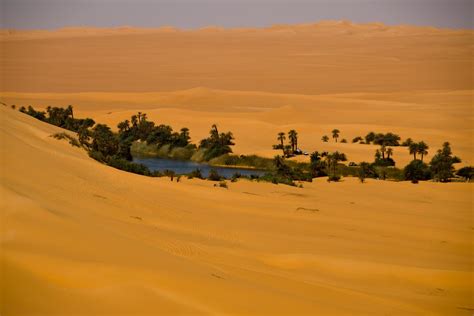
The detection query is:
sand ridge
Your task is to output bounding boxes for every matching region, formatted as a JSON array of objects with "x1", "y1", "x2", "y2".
[{"x1": 1, "y1": 106, "x2": 473, "y2": 315}]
